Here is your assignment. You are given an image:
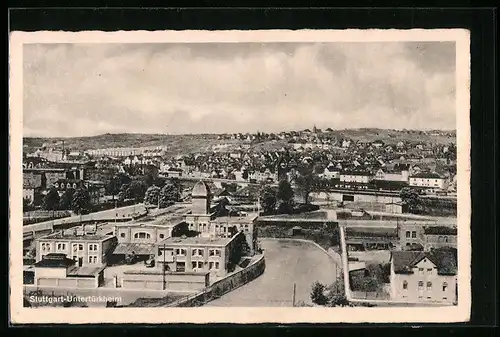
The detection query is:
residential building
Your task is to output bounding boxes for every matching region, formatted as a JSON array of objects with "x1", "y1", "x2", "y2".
[
  {"x1": 390, "y1": 250, "x2": 457, "y2": 304},
  {"x1": 340, "y1": 171, "x2": 373, "y2": 184},
  {"x1": 35, "y1": 226, "x2": 117, "y2": 268},
  {"x1": 409, "y1": 173, "x2": 448, "y2": 189}
]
